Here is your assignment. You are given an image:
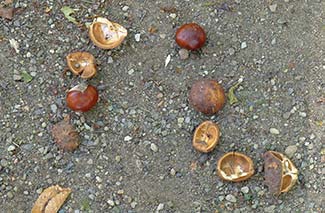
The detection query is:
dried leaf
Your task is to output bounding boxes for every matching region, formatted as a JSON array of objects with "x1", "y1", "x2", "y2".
[
  {"x1": 227, "y1": 81, "x2": 241, "y2": 105},
  {"x1": 60, "y1": 6, "x2": 78, "y2": 24},
  {"x1": 0, "y1": 7, "x2": 14, "y2": 20},
  {"x1": 32, "y1": 185, "x2": 71, "y2": 213},
  {"x1": 21, "y1": 71, "x2": 33, "y2": 83},
  {"x1": 51, "y1": 116, "x2": 80, "y2": 151}
]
